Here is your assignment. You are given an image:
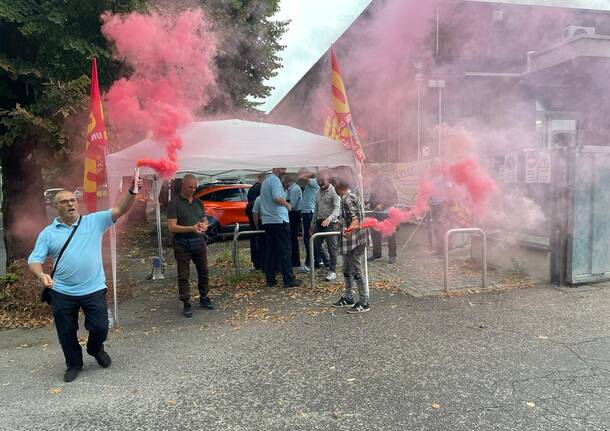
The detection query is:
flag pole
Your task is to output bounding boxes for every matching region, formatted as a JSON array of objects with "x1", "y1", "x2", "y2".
[{"x1": 329, "y1": 45, "x2": 370, "y2": 294}]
